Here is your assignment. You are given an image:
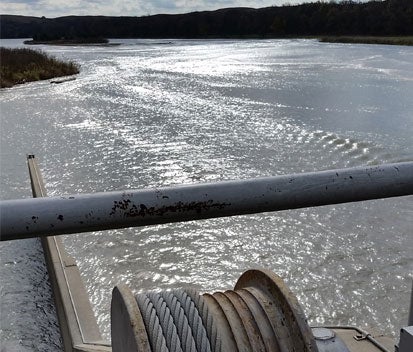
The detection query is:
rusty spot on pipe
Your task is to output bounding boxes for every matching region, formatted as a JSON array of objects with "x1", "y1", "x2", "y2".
[{"x1": 109, "y1": 199, "x2": 231, "y2": 218}]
